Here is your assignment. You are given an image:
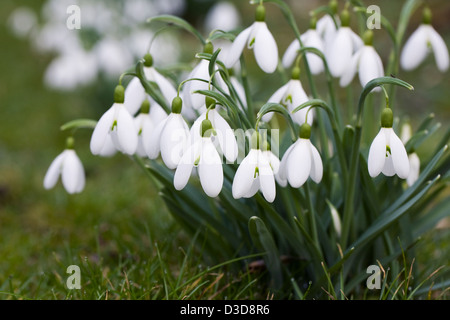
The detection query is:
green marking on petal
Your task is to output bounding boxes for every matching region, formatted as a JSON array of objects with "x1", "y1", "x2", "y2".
[
  {"x1": 194, "y1": 155, "x2": 201, "y2": 166},
  {"x1": 254, "y1": 166, "x2": 259, "y2": 178},
  {"x1": 386, "y1": 145, "x2": 391, "y2": 157}
]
